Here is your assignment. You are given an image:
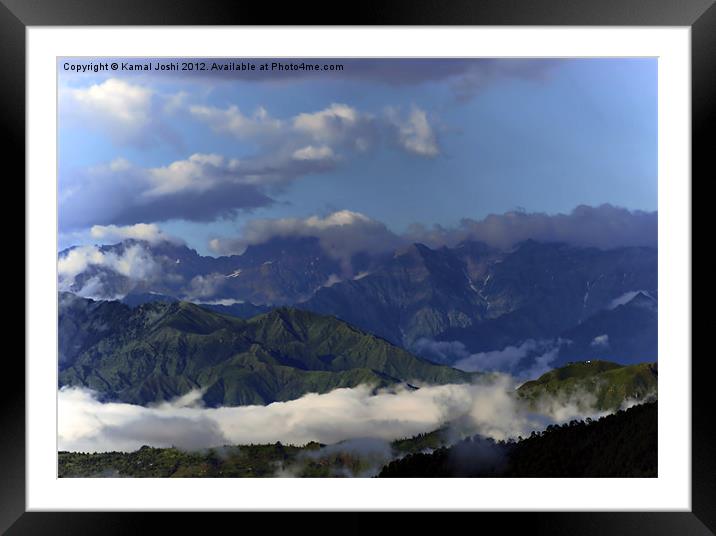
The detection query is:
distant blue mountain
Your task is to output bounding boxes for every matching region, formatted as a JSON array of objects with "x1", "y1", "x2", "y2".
[{"x1": 59, "y1": 238, "x2": 657, "y2": 372}]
